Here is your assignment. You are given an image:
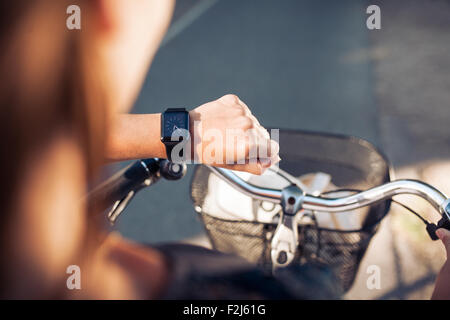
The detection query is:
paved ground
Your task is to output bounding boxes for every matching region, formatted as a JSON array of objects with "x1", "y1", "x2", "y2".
[
  {"x1": 346, "y1": 0, "x2": 450, "y2": 299},
  {"x1": 111, "y1": 0, "x2": 450, "y2": 299}
]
